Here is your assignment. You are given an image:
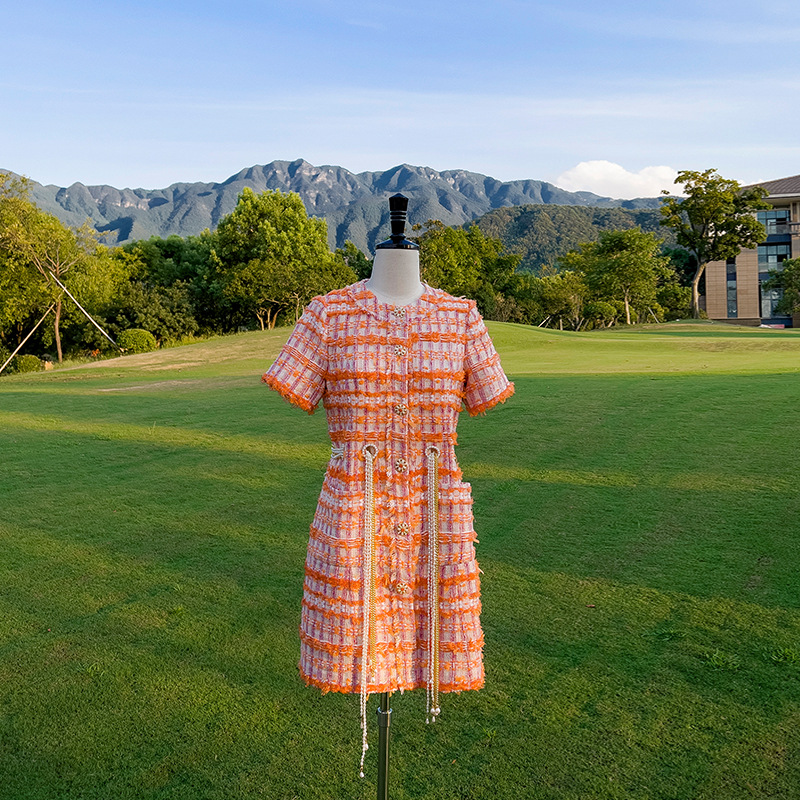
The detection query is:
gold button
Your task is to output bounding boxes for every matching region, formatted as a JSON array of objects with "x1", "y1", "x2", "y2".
[
  {"x1": 394, "y1": 522, "x2": 410, "y2": 535},
  {"x1": 394, "y1": 458, "x2": 408, "y2": 473},
  {"x1": 395, "y1": 581, "x2": 411, "y2": 595},
  {"x1": 391, "y1": 306, "x2": 406, "y2": 319},
  {"x1": 393, "y1": 403, "x2": 408, "y2": 417},
  {"x1": 394, "y1": 344, "x2": 407, "y2": 357}
]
